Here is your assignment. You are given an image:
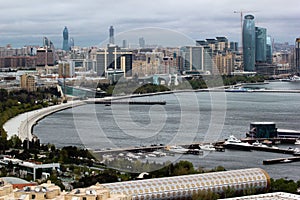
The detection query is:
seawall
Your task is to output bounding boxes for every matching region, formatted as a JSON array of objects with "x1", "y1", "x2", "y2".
[{"x1": 3, "y1": 100, "x2": 86, "y2": 141}]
